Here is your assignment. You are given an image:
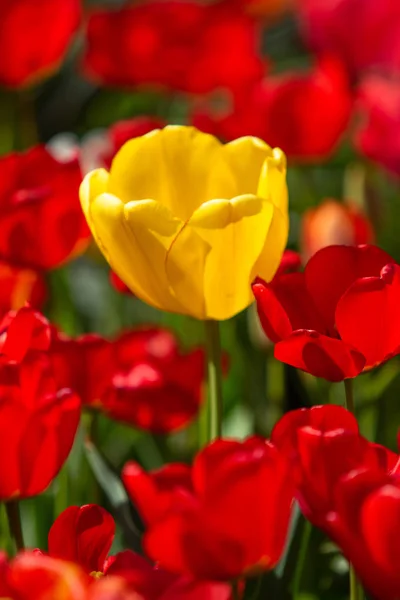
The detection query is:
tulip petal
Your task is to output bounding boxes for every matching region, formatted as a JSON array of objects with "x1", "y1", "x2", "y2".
[
  {"x1": 336, "y1": 264, "x2": 400, "y2": 369},
  {"x1": 89, "y1": 193, "x2": 187, "y2": 313},
  {"x1": 257, "y1": 148, "x2": 288, "y2": 213},
  {"x1": 274, "y1": 330, "x2": 365, "y2": 382},
  {"x1": 252, "y1": 204, "x2": 289, "y2": 283},
  {"x1": 167, "y1": 195, "x2": 274, "y2": 320},
  {"x1": 252, "y1": 273, "x2": 327, "y2": 343},
  {"x1": 305, "y1": 245, "x2": 394, "y2": 333},
  {"x1": 362, "y1": 486, "x2": 400, "y2": 578},
  {"x1": 109, "y1": 126, "x2": 227, "y2": 220},
  {"x1": 222, "y1": 136, "x2": 273, "y2": 196},
  {"x1": 80, "y1": 168, "x2": 110, "y2": 228}
]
